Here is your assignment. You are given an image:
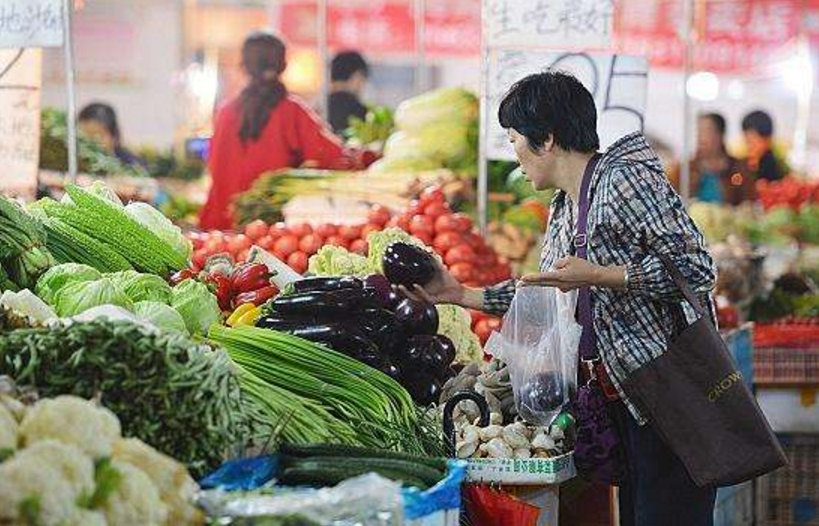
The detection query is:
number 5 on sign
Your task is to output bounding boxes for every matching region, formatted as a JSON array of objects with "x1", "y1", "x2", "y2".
[{"x1": 0, "y1": 0, "x2": 65, "y2": 49}]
